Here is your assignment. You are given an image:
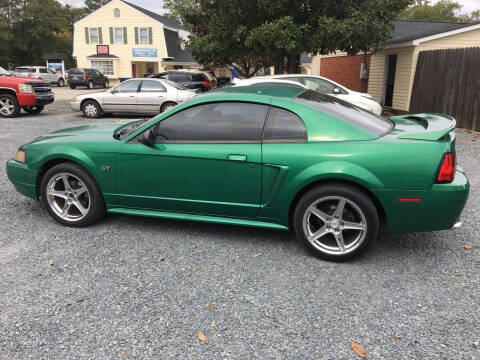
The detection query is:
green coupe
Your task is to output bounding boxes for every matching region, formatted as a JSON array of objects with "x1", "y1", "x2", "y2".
[{"x1": 6, "y1": 85, "x2": 469, "y2": 261}]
